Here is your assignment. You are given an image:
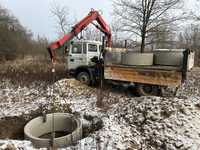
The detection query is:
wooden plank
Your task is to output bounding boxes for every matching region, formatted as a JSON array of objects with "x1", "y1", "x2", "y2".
[
  {"x1": 105, "y1": 64, "x2": 182, "y2": 71},
  {"x1": 104, "y1": 66, "x2": 182, "y2": 87}
]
